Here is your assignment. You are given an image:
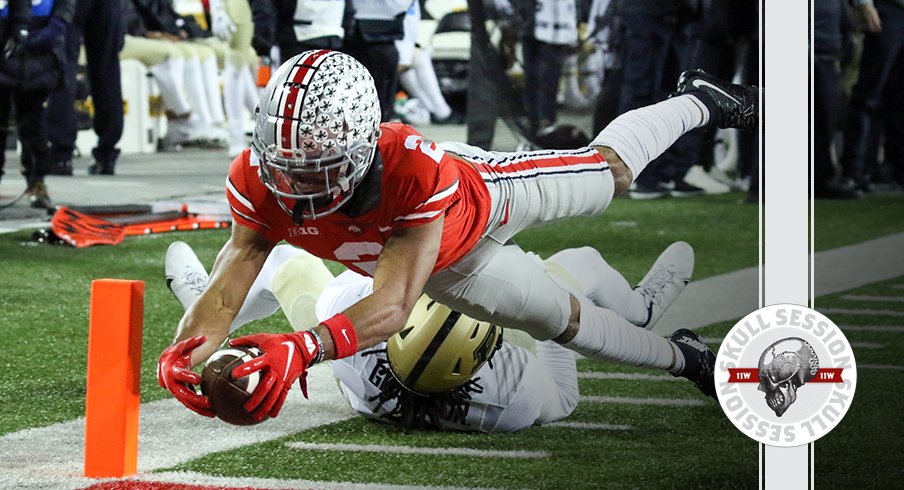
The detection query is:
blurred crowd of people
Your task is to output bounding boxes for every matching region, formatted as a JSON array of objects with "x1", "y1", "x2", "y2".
[
  {"x1": 469, "y1": 0, "x2": 903, "y2": 201},
  {"x1": 0, "y1": 0, "x2": 900, "y2": 209}
]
